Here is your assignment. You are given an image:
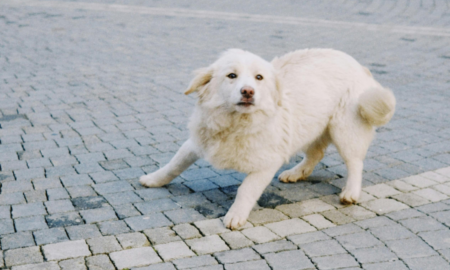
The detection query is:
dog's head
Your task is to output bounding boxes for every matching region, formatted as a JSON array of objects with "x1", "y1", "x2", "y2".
[{"x1": 185, "y1": 49, "x2": 282, "y2": 115}]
